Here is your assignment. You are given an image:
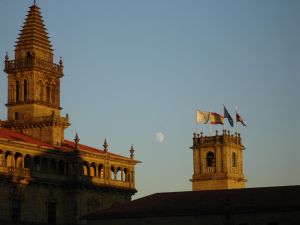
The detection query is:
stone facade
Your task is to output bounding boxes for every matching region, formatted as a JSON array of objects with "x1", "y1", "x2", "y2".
[
  {"x1": 191, "y1": 130, "x2": 246, "y2": 190},
  {"x1": 0, "y1": 3, "x2": 140, "y2": 225}
]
